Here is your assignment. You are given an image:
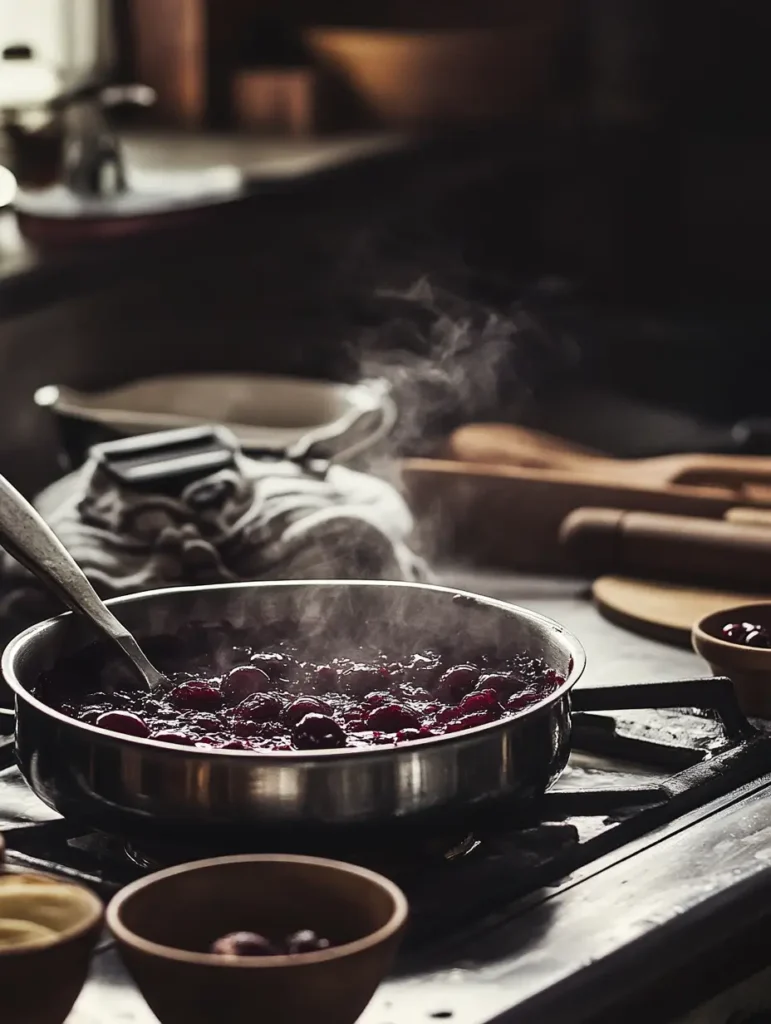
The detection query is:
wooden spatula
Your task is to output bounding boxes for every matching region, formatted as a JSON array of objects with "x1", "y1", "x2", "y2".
[{"x1": 449, "y1": 423, "x2": 771, "y2": 496}]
